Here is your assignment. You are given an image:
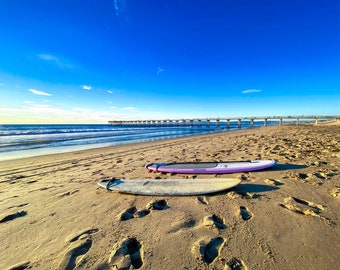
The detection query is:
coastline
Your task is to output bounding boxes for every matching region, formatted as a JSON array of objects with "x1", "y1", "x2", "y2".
[
  {"x1": 0, "y1": 124, "x2": 234, "y2": 162},
  {"x1": 0, "y1": 124, "x2": 339, "y2": 269}
]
